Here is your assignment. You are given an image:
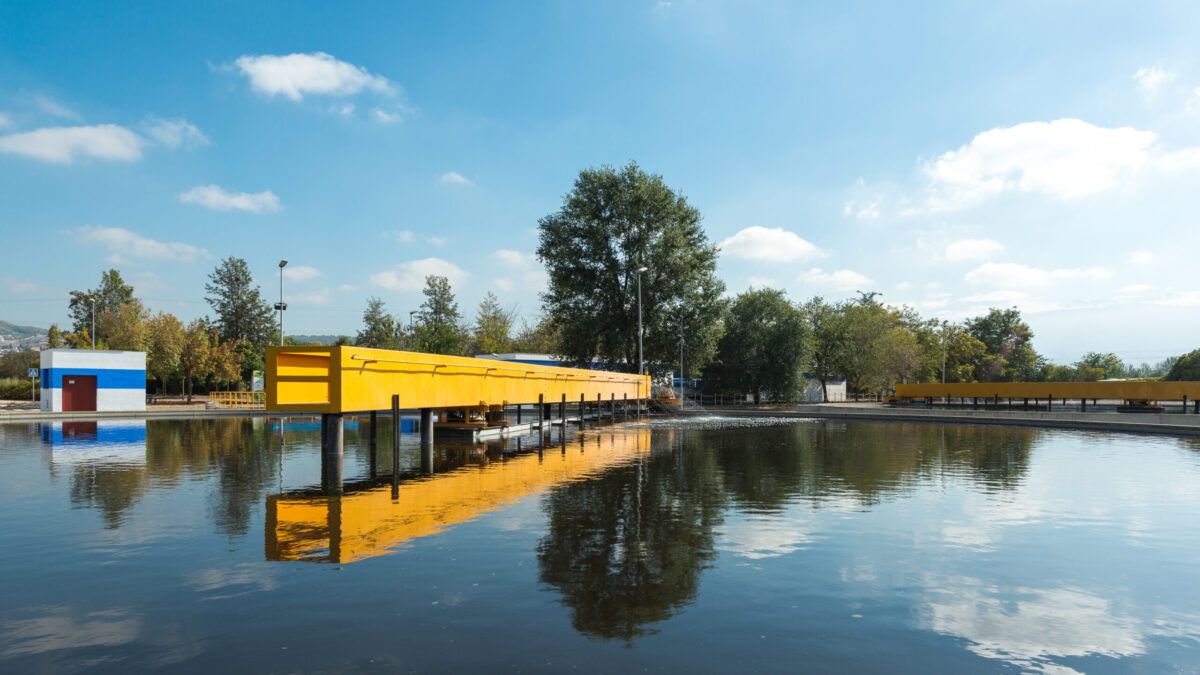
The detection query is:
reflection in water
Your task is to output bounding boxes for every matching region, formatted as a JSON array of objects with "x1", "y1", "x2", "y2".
[
  {"x1": 538, "y1": 428, "x2": 725, "y2": 642},
  {"x1": 12, "y1": 415, "x2": 1200, "y2": 671},
  {"x1": 919, "y1": 577, "x2": 1195, "y2": 673},
  {"x1": 266, "y1": 428, "x2": 651, "y2": 563}
]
